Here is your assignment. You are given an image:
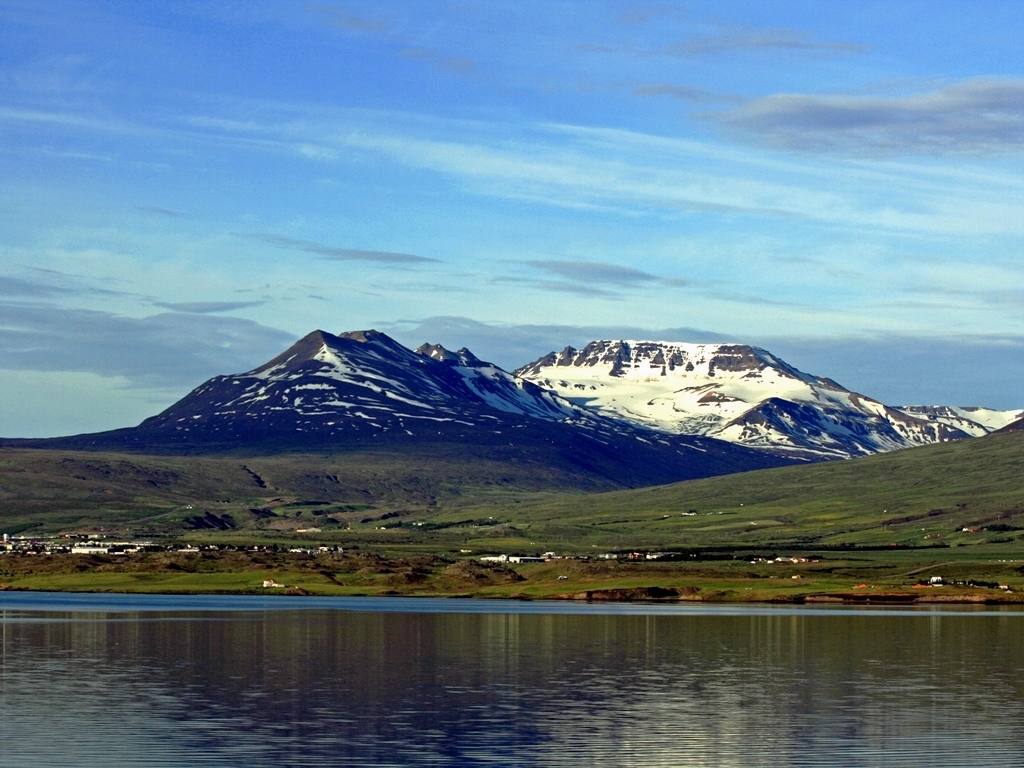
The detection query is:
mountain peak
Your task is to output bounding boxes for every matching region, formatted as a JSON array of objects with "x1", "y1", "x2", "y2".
[
  {"x1": 133, "y1": 327, "x2": 608, "y2": 447},
  {"x1": 414, "y1": 343, "x2": 486, "y2": 367},
  {"x1": 250, "y1": 329, "x2": 334, "y2": 372},
  {"x1": 514, "y1": 339, "x2": 807, "y2": 381},
  {"x1": 337, "y1": 329, "x2": 388, "y2": 343},
  {"x1": 415, "y1": 342, "x2": 461, "y2": 362}
]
